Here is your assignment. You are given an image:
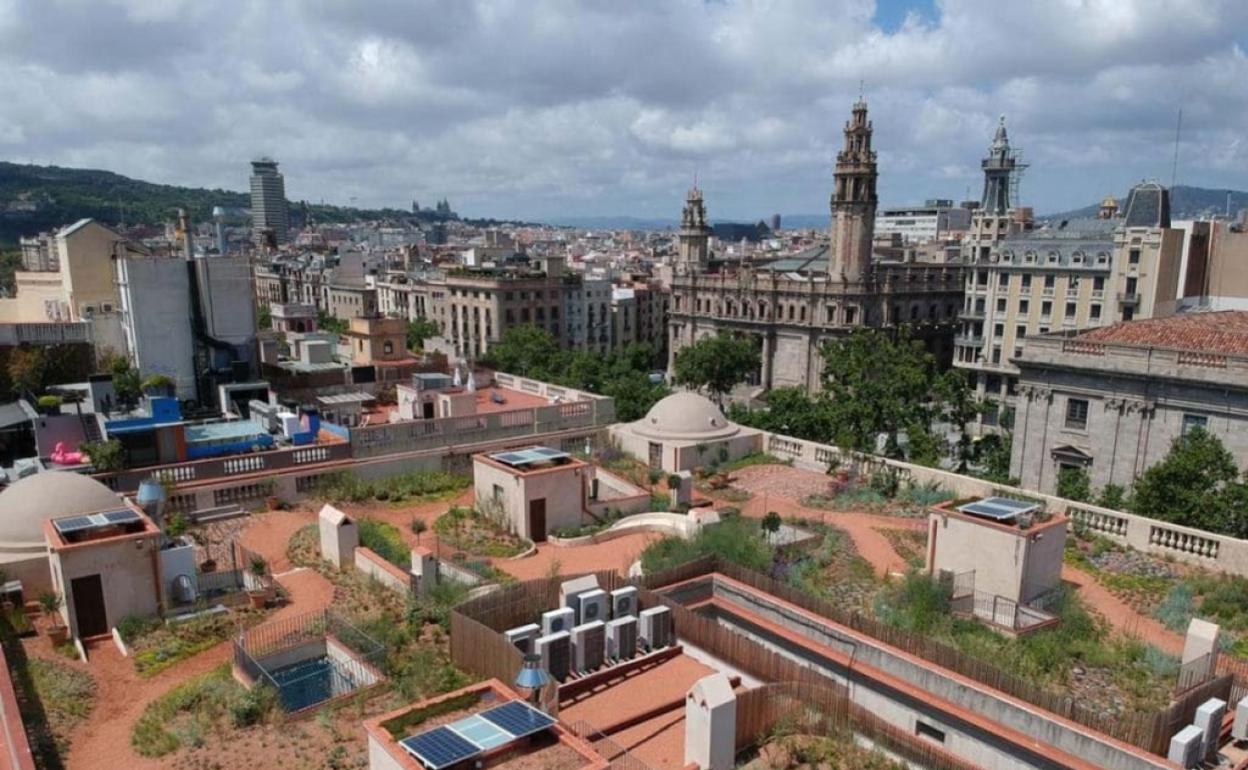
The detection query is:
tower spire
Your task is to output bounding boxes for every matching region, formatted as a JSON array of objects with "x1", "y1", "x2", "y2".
[{"x1": 829, "y1": 98, "x2": 878, "y2": 283}]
